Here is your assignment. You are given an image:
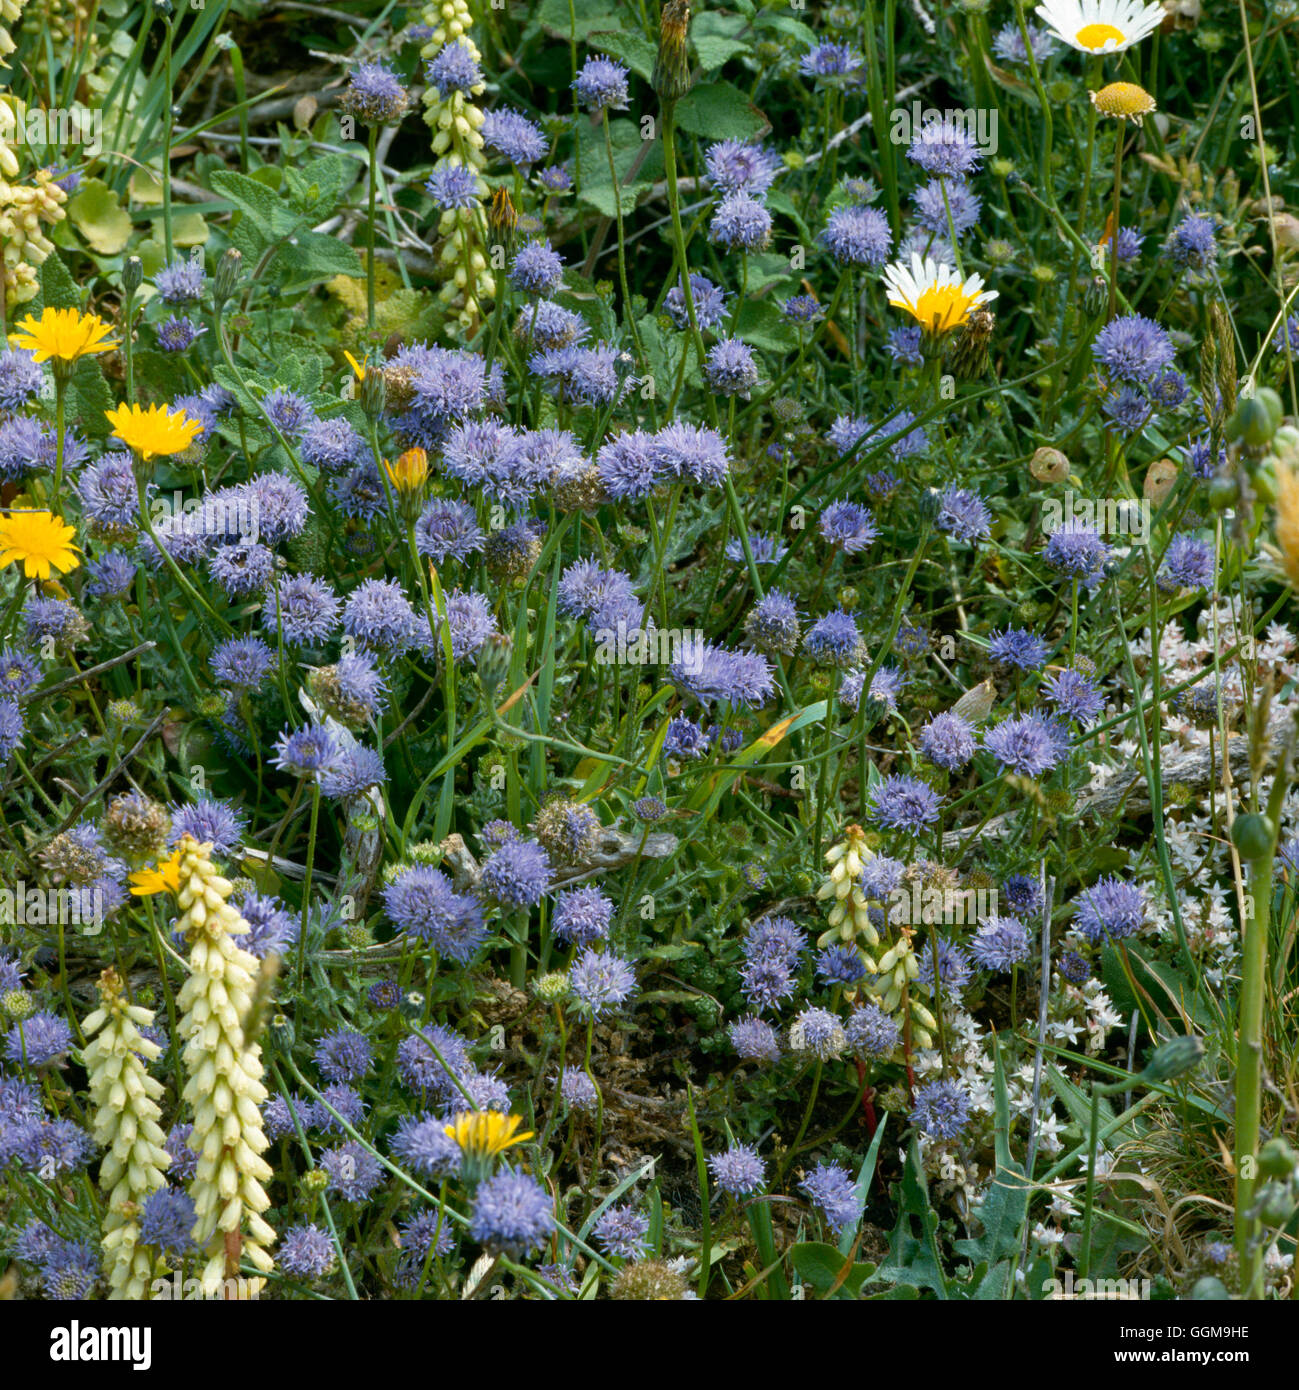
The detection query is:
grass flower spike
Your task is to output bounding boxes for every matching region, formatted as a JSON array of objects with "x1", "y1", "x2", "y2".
[
  {"x1": 82, "y1": 968, "x2": 172, "y2": 1300},
  {"x1": 882, "y1": 254, "x2": 998, "y2": 337},
  {"x1": 0, "y1": 509, "x2": 81, "y2": 578},
  {"x1": 174, "y1": 835, "x2": 276, "y2": 1294},
  {"x1": 1034, "y1": 0, "x2": 1165, "y2": 54},
  {"x1": 105, "y1": 402, "x2": 203, "y2": 460}
]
